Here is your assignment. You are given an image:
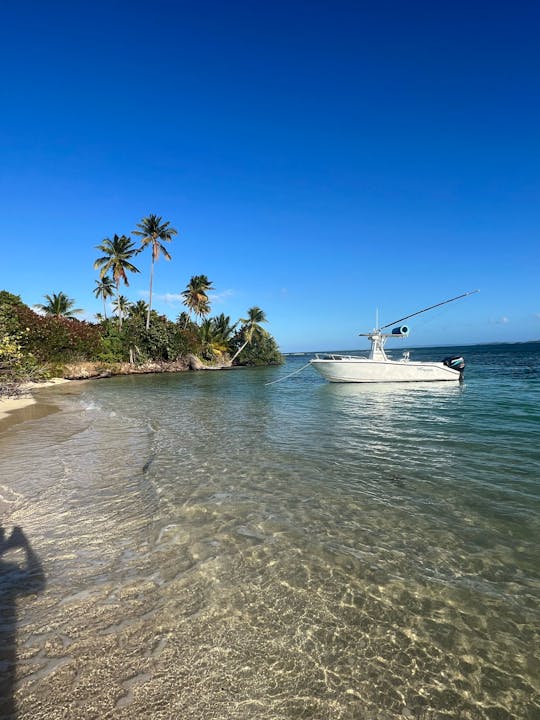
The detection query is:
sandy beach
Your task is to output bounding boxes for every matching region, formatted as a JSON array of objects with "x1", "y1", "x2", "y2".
[{"x1": 0, "y1": 379, "x2": 70, "y2": 423}]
